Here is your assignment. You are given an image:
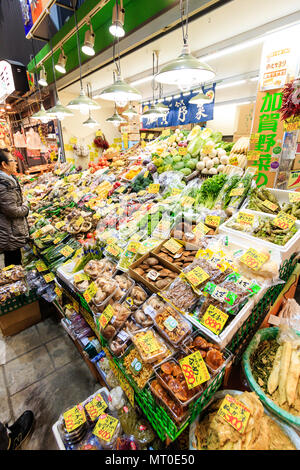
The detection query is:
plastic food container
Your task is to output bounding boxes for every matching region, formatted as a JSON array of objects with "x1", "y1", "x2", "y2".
[
  {"x1": 130, "y1": 327, "x2": 168, "y2": 363},
  {"x1": 149, "y1": 378, "x2": 189, "y2": 425},
  {"x1": 96, "y1": 302, "x2": 131, "y2": 341},
  {"x1": 122, "y1": 345, "x2": 155, "y2": 390},
  {"x1": 108, "y1": 329, "x2": 131, "y2": 358},
  {"x1": 182, "y1": 330, "x2": 233, "y2": 375},
  {"x1": 112, "y1": 273, "x2": 135, "y2": 303},
  {"x1": 92, "y1": 278, "x2": 118, "y2": 307},
  {"x1": 142, "y1": 294, "x2": 166, "y2": 317},
  {"x1": 115, "y1": 434, "x2": 140, "y2": 450},
  {"x1": 124, "y1": 284, "x2": 148, "y2": 311},
  {"x1": 94, "y1": 416, "x2": 122, "y2": 450},
  {"x1": 154, "y1": 305, "x2": 192, "y2": 347},
  {"x1": 83, "y1": 389, "x2": 110, "y2": 424},
  {"x1": 154, "y1": 357, "x2": 203, "y2": 406}
]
